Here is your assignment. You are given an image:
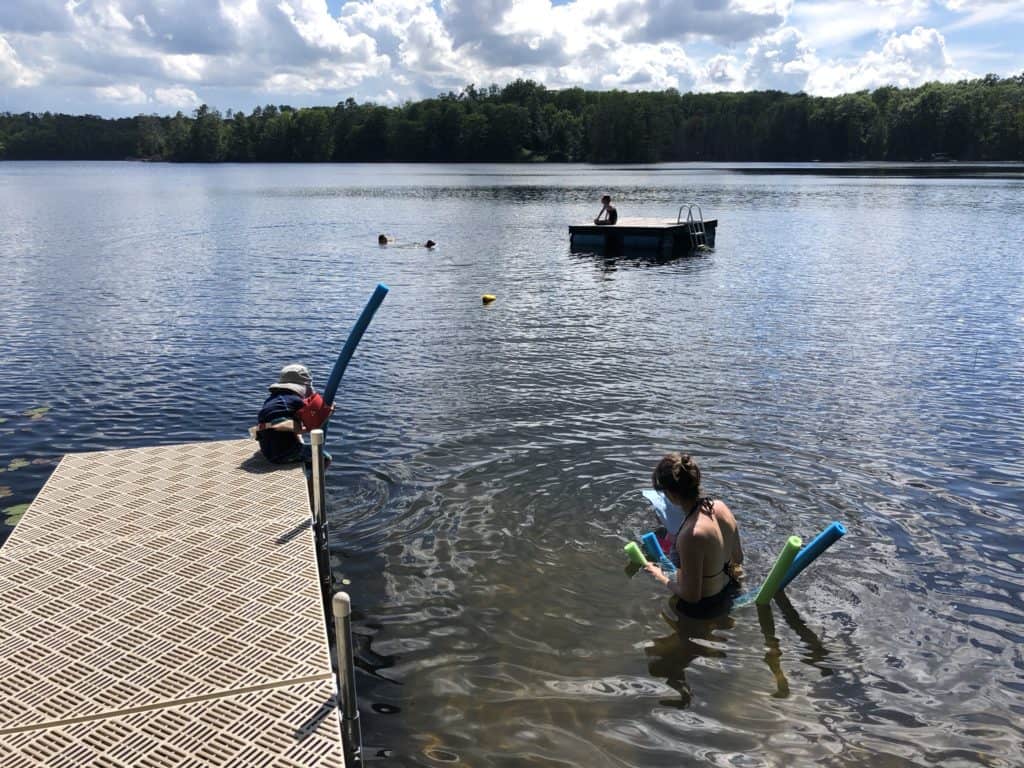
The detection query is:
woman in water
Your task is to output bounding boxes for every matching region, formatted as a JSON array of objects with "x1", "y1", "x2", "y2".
[{"x1": 645, "y1": 453, "x2": 744, "y2": 618}]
